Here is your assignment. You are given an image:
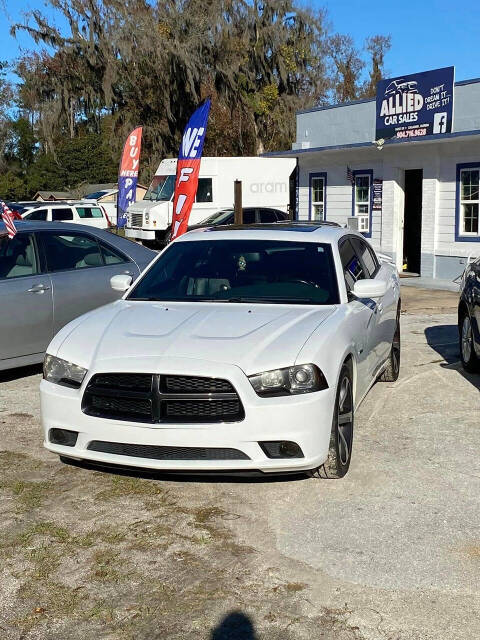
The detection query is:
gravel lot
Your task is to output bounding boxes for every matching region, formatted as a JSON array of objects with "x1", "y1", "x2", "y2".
[{"x1": 1, "y1": 286, "x2": 479, "y2": 640}]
